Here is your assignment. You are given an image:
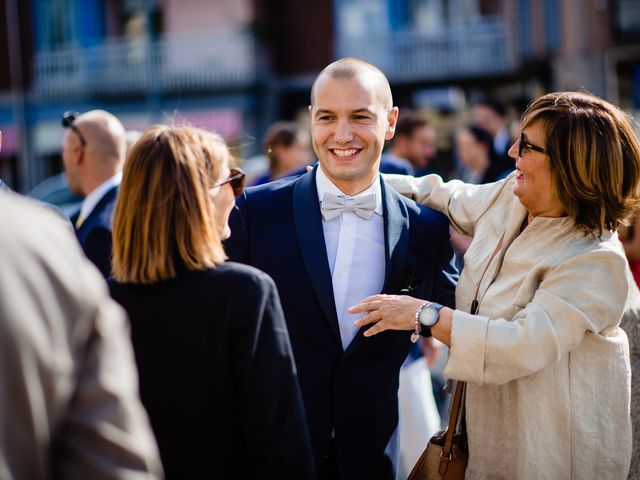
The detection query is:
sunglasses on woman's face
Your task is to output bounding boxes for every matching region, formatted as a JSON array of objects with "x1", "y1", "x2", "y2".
[
  {"x1": 211, "y1": 167, "x2": 246, "y2": 197},
  {"x1": 518, "y1": 132, "x2": 547, "y2": 158}
]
